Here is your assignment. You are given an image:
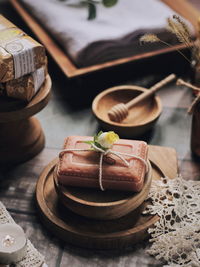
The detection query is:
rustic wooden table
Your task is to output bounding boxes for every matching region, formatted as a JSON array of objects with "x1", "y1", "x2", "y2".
[{"x1": 1, "y1": 1, "x2": 200, "y2": 266}]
